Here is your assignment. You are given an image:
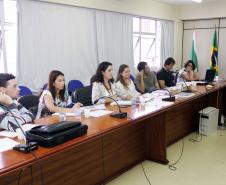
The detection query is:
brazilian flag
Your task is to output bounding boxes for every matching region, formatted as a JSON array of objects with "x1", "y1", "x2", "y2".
[{"x1": 210, "y1": 29, "x2": 218, "y2": 75}]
